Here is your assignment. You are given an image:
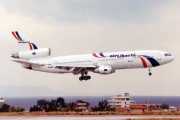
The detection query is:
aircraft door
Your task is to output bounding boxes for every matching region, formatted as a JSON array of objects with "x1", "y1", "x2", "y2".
[
  {"x1": 128, "y1": 56, "x2": 134, "y2": 68},
  {"x1": 48, "y1": 61, "x2": 53, "y2": 68},
  {"x1": 128, "y1": 57, "x2": 133, "y2": 62},
  {"x1": 157, "y1": 53, "x2": 161, "y2": 61}
]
